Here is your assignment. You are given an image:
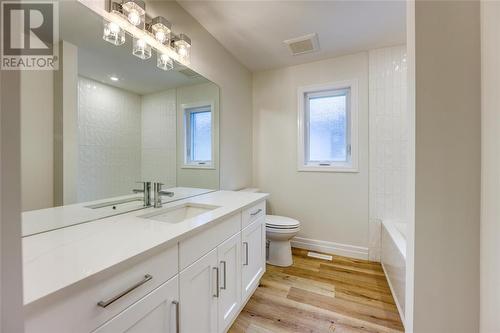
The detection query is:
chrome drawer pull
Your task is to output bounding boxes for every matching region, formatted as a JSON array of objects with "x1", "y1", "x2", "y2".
[
  {"x1": 243, "y1": 242, "x2": 249, "y2": 266},
  {"x1": 250, "y1": 208, "x2": 262, "y2": 216},
  {"x1": 172, "y1": 300, "x2": 180, "y2": 333},
  {"x1": 220, "y1": 261, "x2": 227, "y2": 290},
  {"x1": 213, "y1": 267, "x2": 219, "y2": 298},
  {"x1": 97, "y1": 274, "x2": 153, "y2": 308}
]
